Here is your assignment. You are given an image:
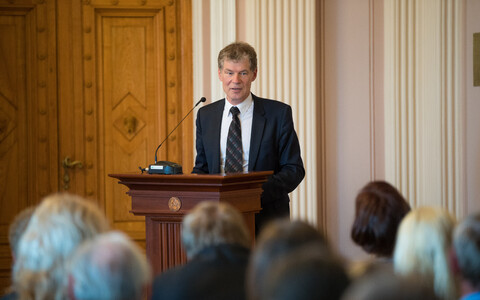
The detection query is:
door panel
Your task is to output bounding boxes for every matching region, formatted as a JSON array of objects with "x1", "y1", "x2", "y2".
[
  {"x1": 0, "y1": 2, "x2": 58, "y2": 291},
  {"x1": 0, "y1": 0, "x2": 192, "y2": 293},
  {"x1": 101, "y1": 15, "x2": 163, "y2": 225}
]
